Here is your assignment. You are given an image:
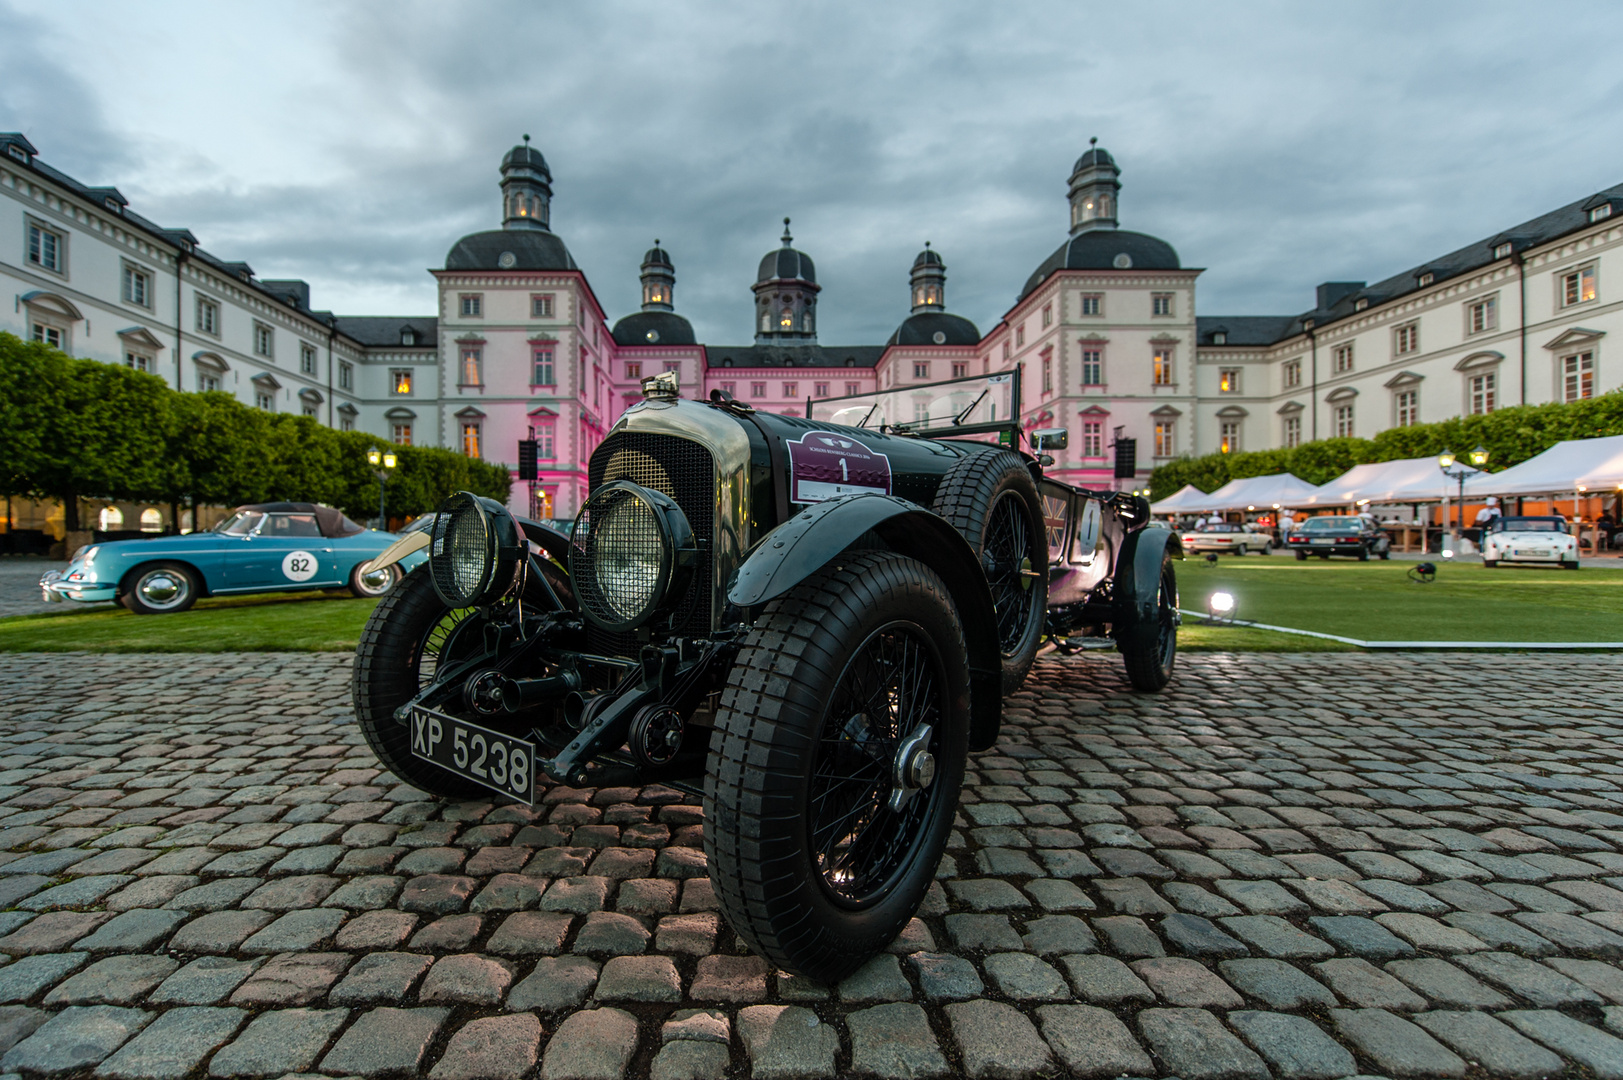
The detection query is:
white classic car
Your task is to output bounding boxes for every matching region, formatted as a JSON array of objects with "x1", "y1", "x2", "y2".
[
  {"x1": 1481, "y1": 515, "x2": 1580, "y2": 569},
  {"x1": 1178, "y1": 522, "x2": 1274, "y2": 555}
]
